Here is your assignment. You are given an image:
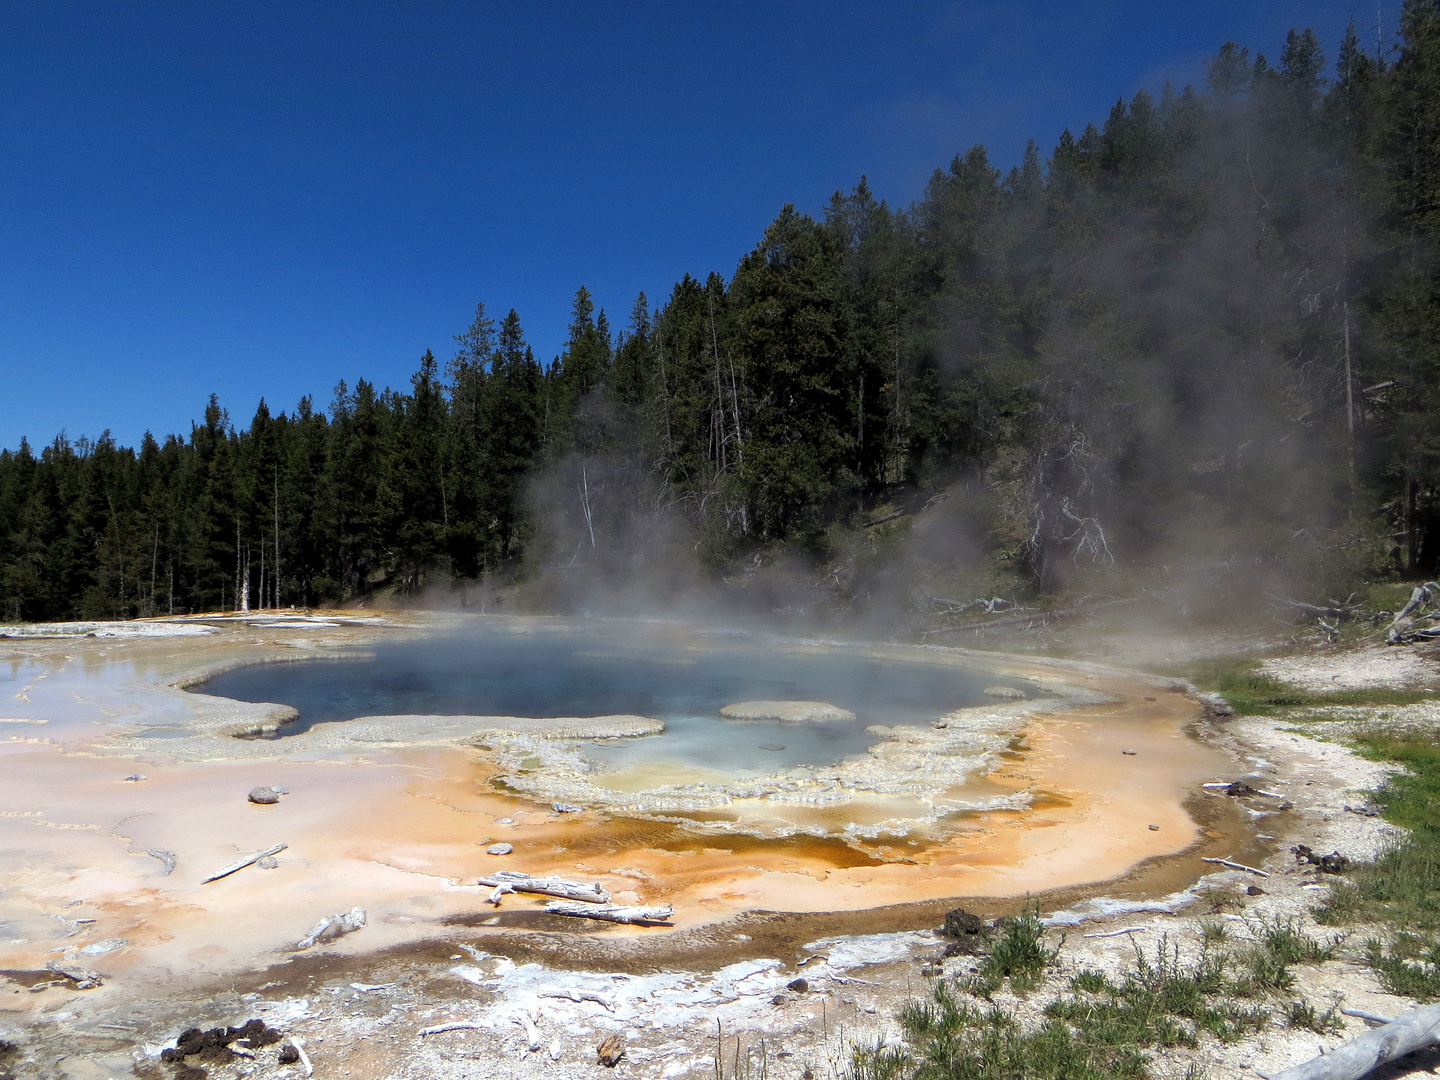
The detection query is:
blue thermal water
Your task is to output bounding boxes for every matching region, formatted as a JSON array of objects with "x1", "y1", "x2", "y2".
[{"x1": 198, "y1": 632, "x2": 1028, "y2": 773}]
